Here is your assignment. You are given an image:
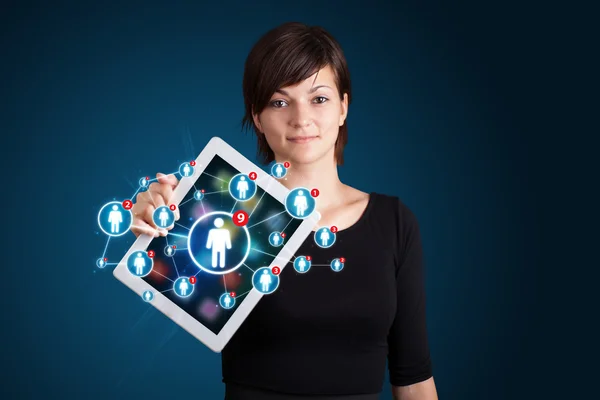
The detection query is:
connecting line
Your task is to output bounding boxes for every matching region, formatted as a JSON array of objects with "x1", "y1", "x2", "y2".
[
  {"x1": 130, "y1": 187, "x2": 141, "y2": 201},
  {"x1": 203, "y1": 189, "x2": 229, "y2": 195},
  {"x1": 171, "y1": 257, "x2": 181, "y2": 278},
  {"x1": 105, "y1": 263, "x2": 118, "y2": 266},
  {"x1": 250, "y1": 248, "x2": 293, "y2": 264},
  {"x1": 160, "y1": 288, "x2": 174, "y2": 294},
  {"x1": 200, "y1": 199, "x2": 206, "y2": 214},
  {"x1": 247, "y1": 210, "x2": 287, "y2": 229},
  {"x1": 201, "y1": 172, "x2": 228, "y2": 183},
  {"x1": 179, "y1": 197, "x2": 194, "y2": 207},
  {"x1": 223, "y1": 275, "x2": 227, "y2": 292},
  {"x1": 175, "y1": 222, "x2": 190, "y2": 230},
  {"x1": 167, "y1": 232, "x2": 188, "y2": 239},
  {"x1": 235, "y1": 289, "x2": 253, "y2": 299},
  {"x1": 280, "y1": 217, "x2": 293, "y2": 235},
  {"x1": 102, "y1": 236, "x2": 111, "y2": 259},
  {"x1": 249, "y1": 191, "x2": 266, "y2": 219},
  {"x1": 230, "y1": 200, "x2": 237, "y2": 214},
  {"x1": 242, "y1": 263, "x2": 256, "y2": 273},
  {"x1": 152, "y1": 269, "x2": 174, "y2": 282}
]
